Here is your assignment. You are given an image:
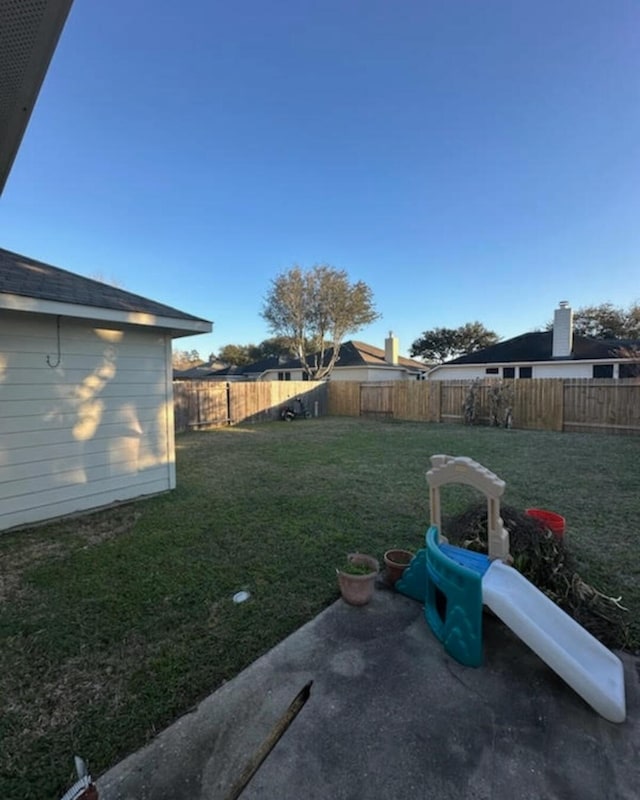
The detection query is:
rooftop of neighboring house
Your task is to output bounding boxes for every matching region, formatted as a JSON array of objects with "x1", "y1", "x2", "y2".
[
  {"x1": 173, "y1": 360, "x2": 230, "y2": 380},
  {"x1": 235, "y1": 339, "x2": 428, "y2": 376},
  {"x1": 331, "y1": 340, "x2": 428, "y2": 371},
  {"x1": 174, "y1": 338, "x2": 428, "y2": 381},
  {"x1": 447, "y1": 331, "x2": 640, "y2": 365}
]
